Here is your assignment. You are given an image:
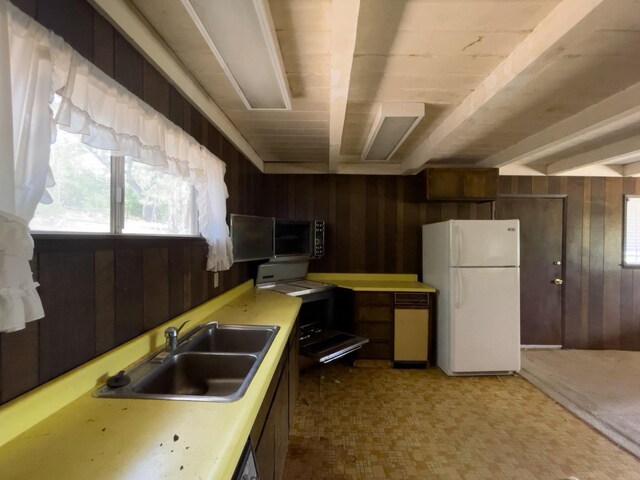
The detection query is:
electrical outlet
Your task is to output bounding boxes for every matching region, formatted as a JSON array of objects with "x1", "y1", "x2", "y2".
[{"x1": 213, "y1": 272, "x2": 219, "y2": 288}]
